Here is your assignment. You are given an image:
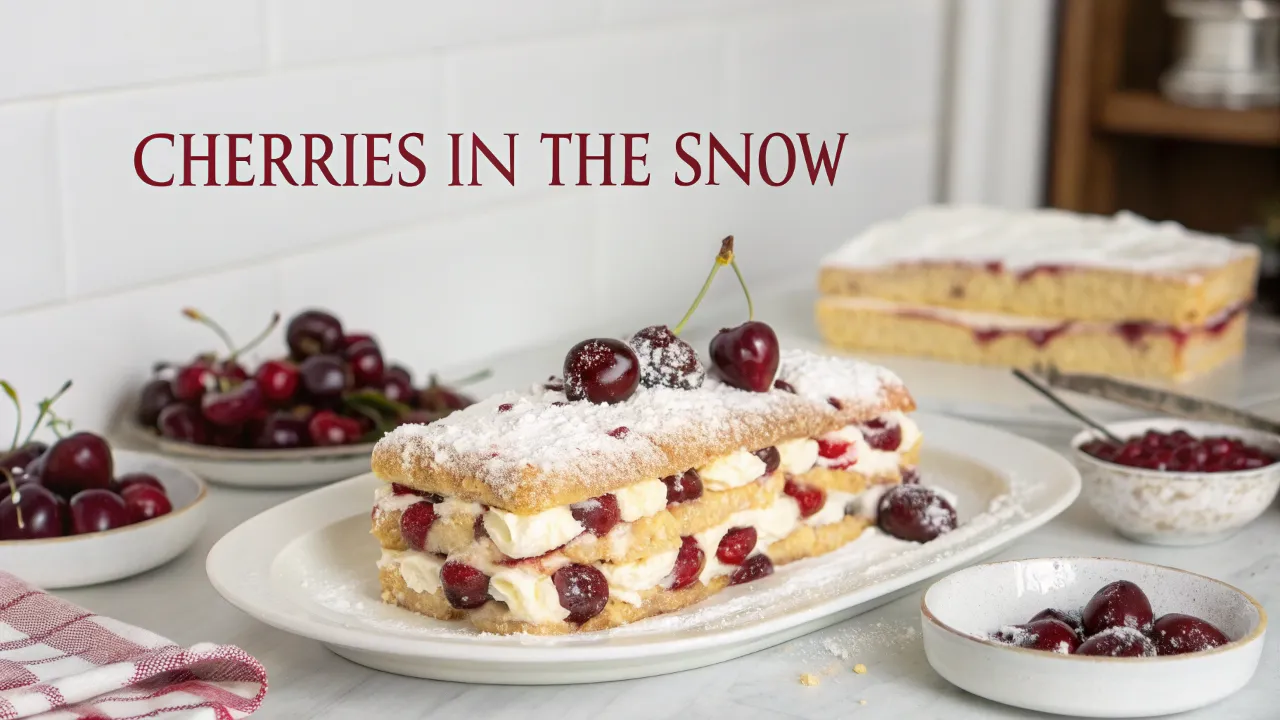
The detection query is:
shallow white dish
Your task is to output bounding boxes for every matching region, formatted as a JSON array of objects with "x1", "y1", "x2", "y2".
[
  {"x1": 207, "y1": 412, "x2": 1080, "y2": 684},
  {"x1": 121, "y1": 420, "x2": 373, "y2": 488},
  {"x1": 921, "y1": 557, "x2": 1267, "y2": 718},
  {"x1": 0, "y1": 450, "x2": 209, "y2": 589},
  {"x1": 1070, "y1": 418, "x2": 1280, "y2": 546}
]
